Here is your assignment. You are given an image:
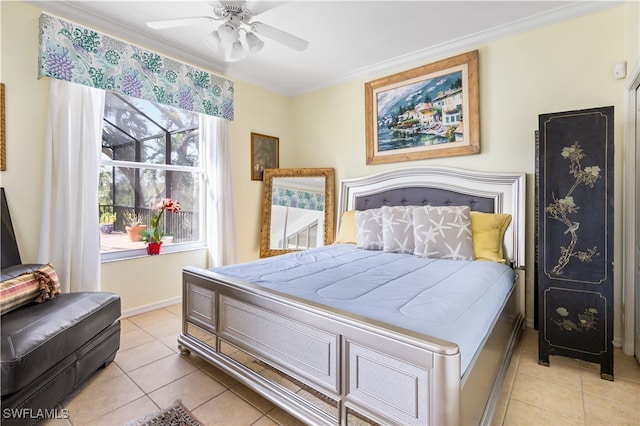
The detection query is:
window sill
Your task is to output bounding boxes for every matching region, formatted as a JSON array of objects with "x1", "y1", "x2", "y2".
[{"x1": 100, "y1": 242, "x2": 206, "y2": 264}]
